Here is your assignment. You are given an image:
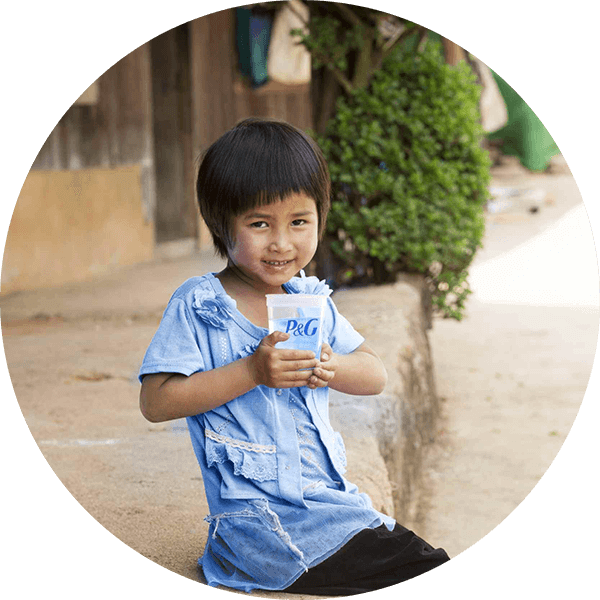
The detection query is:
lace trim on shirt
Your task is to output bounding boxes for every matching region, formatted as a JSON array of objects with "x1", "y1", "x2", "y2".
[
  {"x1": 205, "y1": 429, "x2": 276, "y2": 454},
  {"x1": 205, "y1": 433, "x2": 278, "y2": 482}
]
